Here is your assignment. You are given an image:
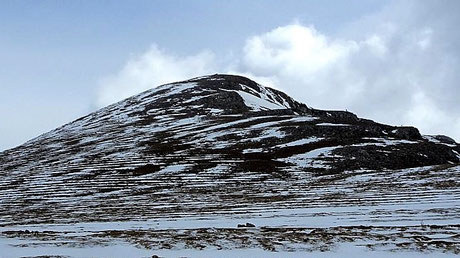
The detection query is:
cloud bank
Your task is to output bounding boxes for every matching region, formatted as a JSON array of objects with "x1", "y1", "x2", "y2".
[{"x1": 97, "y1": 0, "x2": 460, "y2": 141}]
